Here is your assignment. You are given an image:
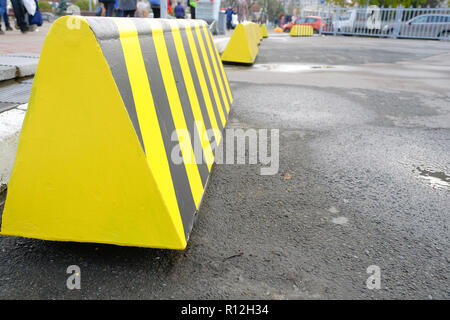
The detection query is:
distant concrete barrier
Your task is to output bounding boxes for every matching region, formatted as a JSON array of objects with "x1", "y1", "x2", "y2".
[
  {"x1": 260, "y1": 24, "x2": 268, "y2": 38},
  {"x1": 221, "y1": 22, "x2": 260, "y2": 64},
  {"x1": 290, "y1": 25, "x2": 314, "y2": 37},
  {"x1": 0, "y1": 17, "x2": 233, "y2": 249},
  {"x1": 256, "y1": 23, "x2": 263, "y2": 43}
]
